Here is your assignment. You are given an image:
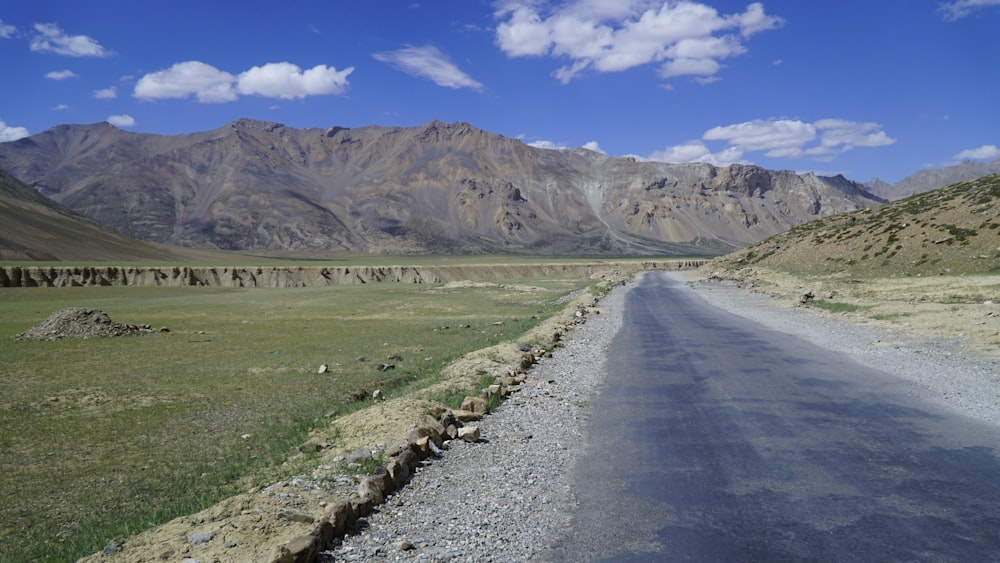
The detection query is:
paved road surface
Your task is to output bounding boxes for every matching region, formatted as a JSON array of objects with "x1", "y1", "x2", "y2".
[{"x1": 544, "y1": 272, "x2": 1000, "y2": 562}]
